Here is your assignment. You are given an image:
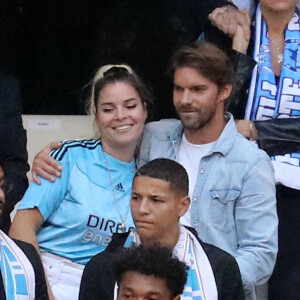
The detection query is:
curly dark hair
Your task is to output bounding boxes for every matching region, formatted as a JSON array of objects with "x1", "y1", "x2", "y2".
[{"x1": 114, "y1": 246, "x2": 188, "y2": 297}]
